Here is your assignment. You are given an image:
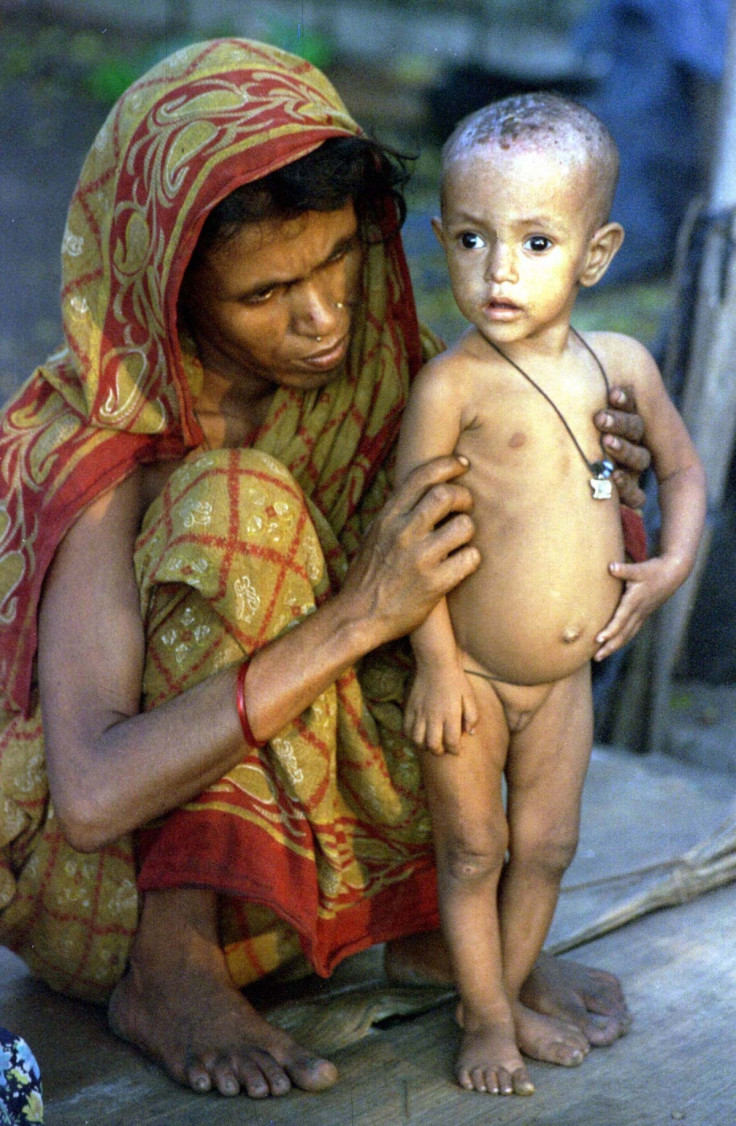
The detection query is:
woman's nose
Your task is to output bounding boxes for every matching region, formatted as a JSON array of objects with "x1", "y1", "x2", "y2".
[{"x1": 291, "y1": 281, "x2": 341, "y2": 339}]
